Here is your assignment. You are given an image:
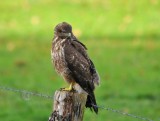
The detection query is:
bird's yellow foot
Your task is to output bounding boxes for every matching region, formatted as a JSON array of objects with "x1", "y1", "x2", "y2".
[{"x1": 61, "y1": 83, "x2": 74, "y2": 91}]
